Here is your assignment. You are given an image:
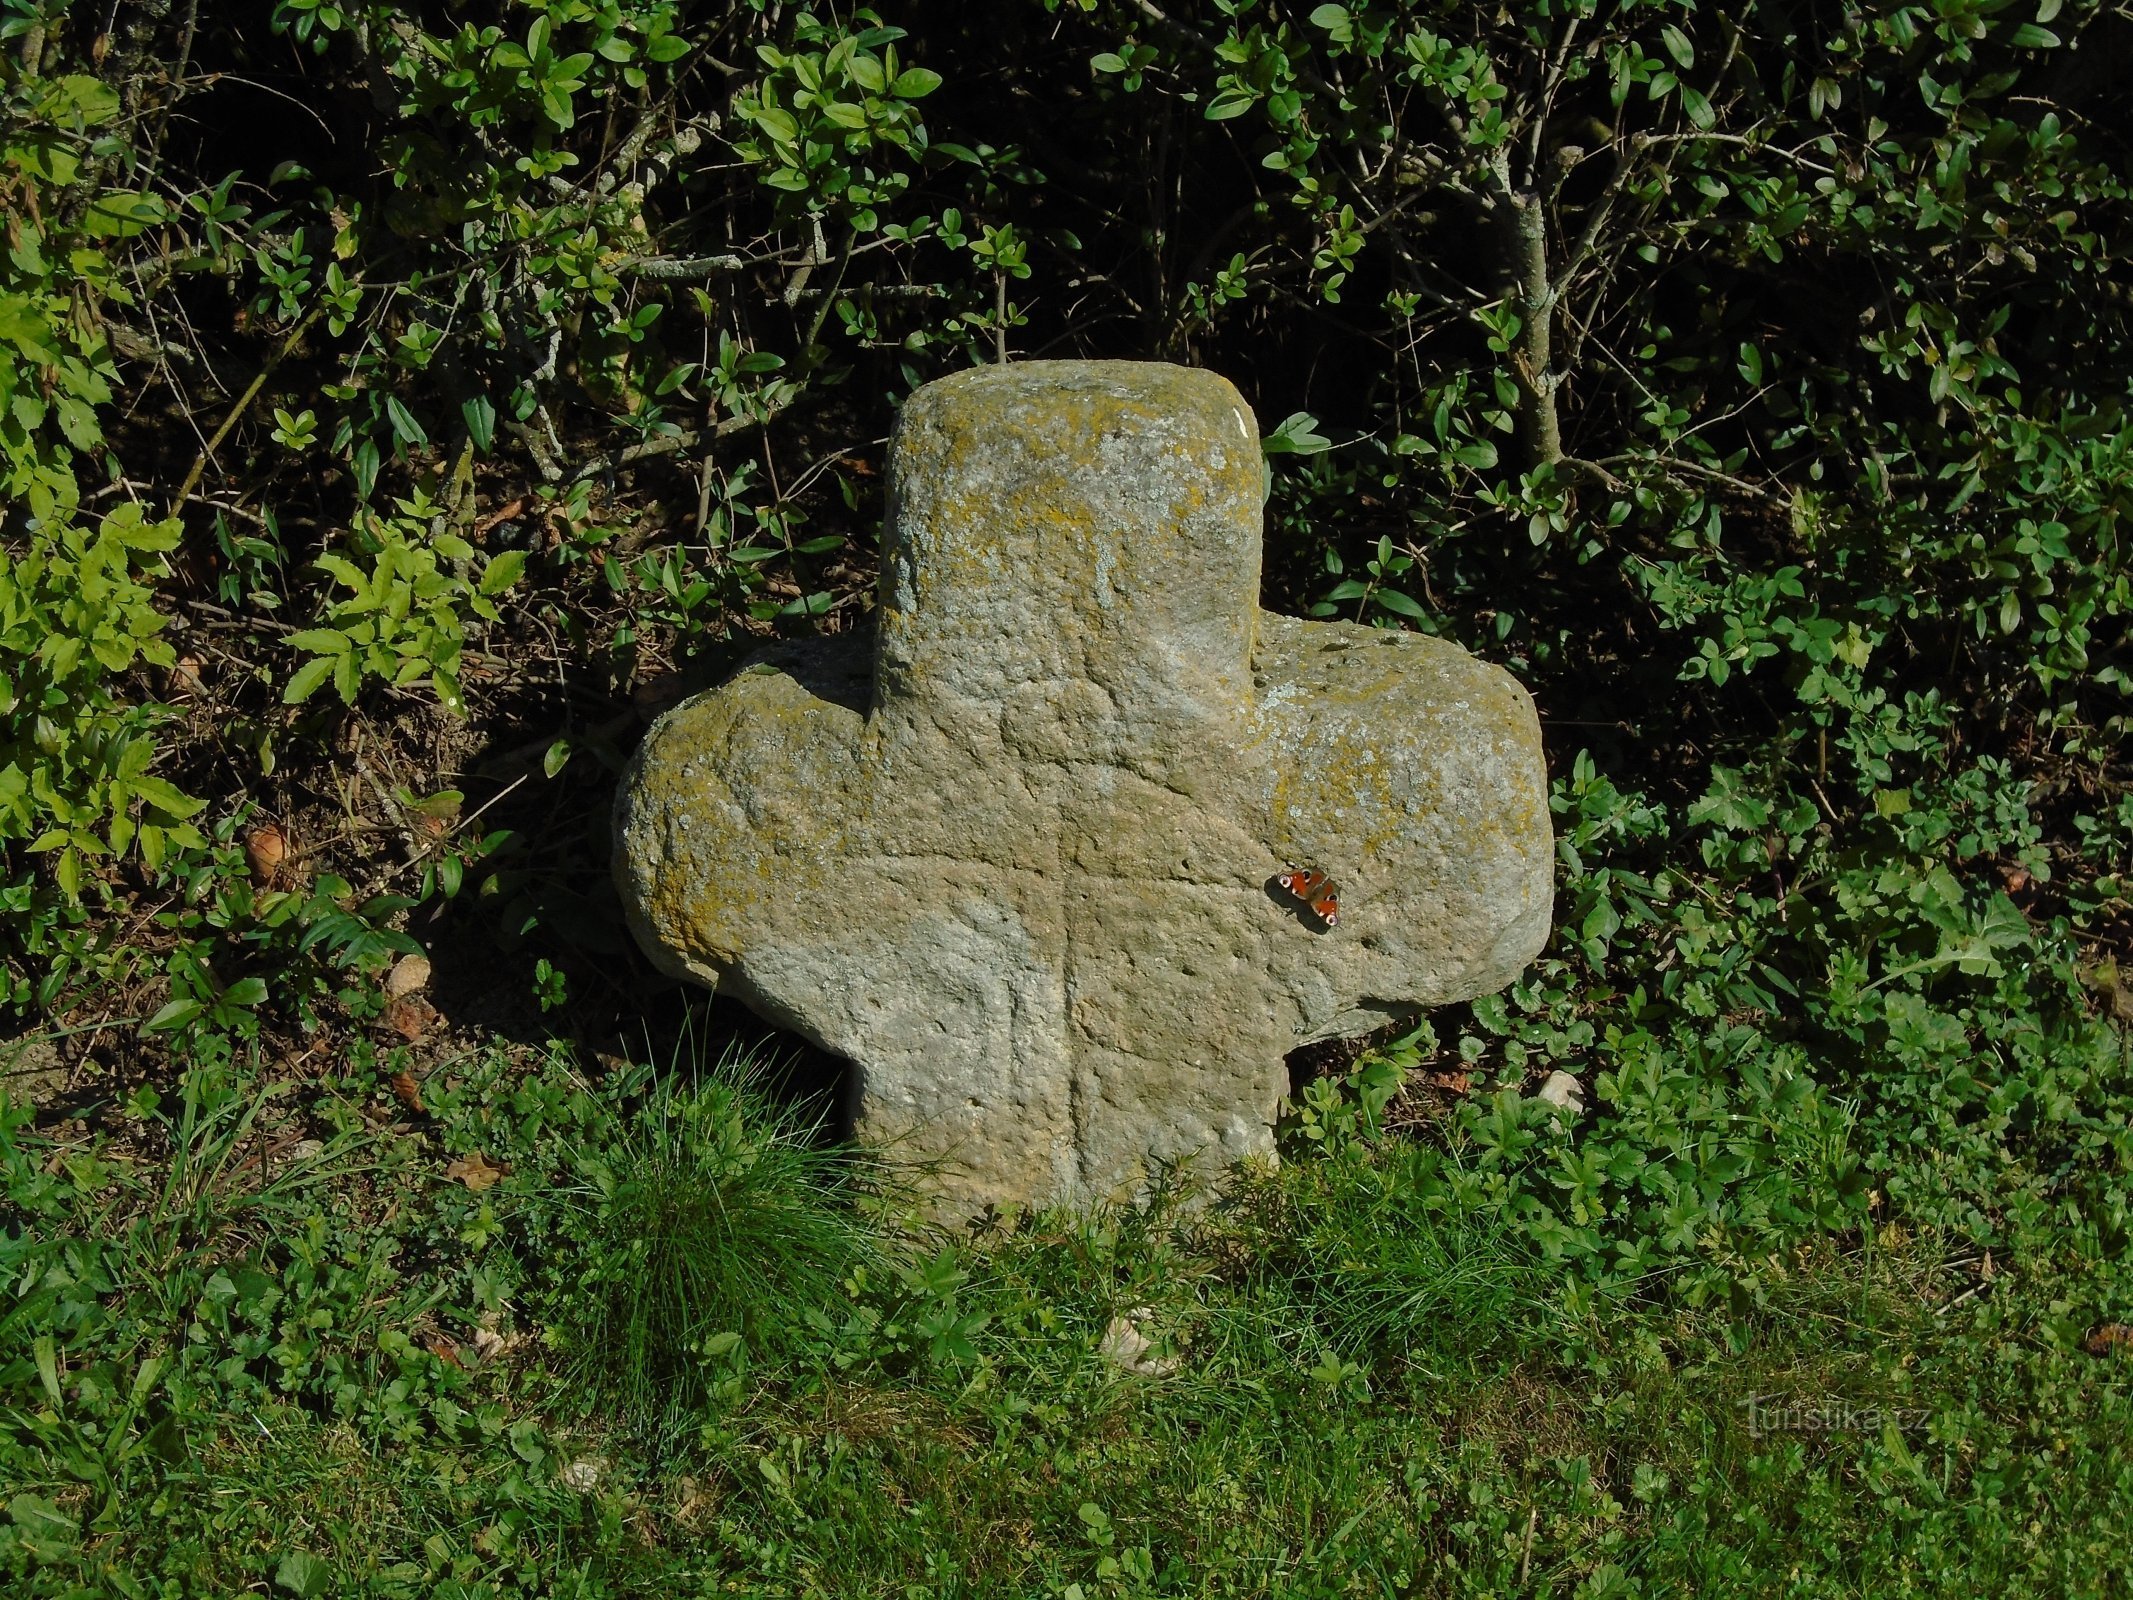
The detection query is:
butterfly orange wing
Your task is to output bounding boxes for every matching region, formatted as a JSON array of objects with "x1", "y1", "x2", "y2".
[
  {"x1": 1278, "y1": 868, "x2": 1340, "y2": 927},
  {"x1": 1308, "y1": 884, "x2": 1340, "y2": 926}
]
